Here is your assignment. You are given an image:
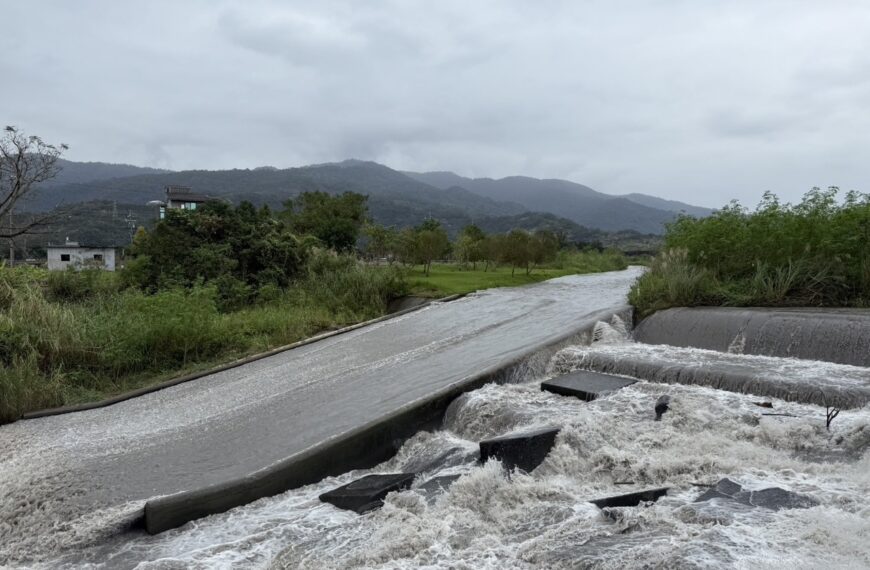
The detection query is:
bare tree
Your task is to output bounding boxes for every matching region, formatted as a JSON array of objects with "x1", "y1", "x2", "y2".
[
  {"x1": 815, "y1": 388, "x2": 841, "y2": 431},
  {"x1": 1, "y1": 126, "x2": 68, "y2": 250}
]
